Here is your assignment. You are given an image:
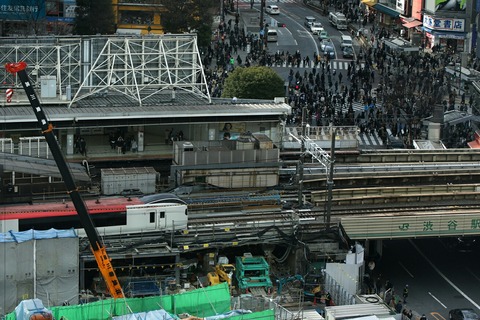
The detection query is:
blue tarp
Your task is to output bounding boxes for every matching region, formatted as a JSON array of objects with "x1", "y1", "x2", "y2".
[
  {"x1": 0, "y1": 232, "x2": 15, "y2": 243},
  {"x1": 111, "y1": 309, "x2": 253, "y2": 320},
  {"x1": 205, "y1": 310, "x2": 253, "y2": 319},
  {"x1": 112, "y1": 309, "x2": 177, "y2": 320},
  {"x1": 0, "y1": 228, "x2": 77, "y2": 243},
  {"x1": 15, "y1": 299, "x2": 52, "y2": 320}
]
